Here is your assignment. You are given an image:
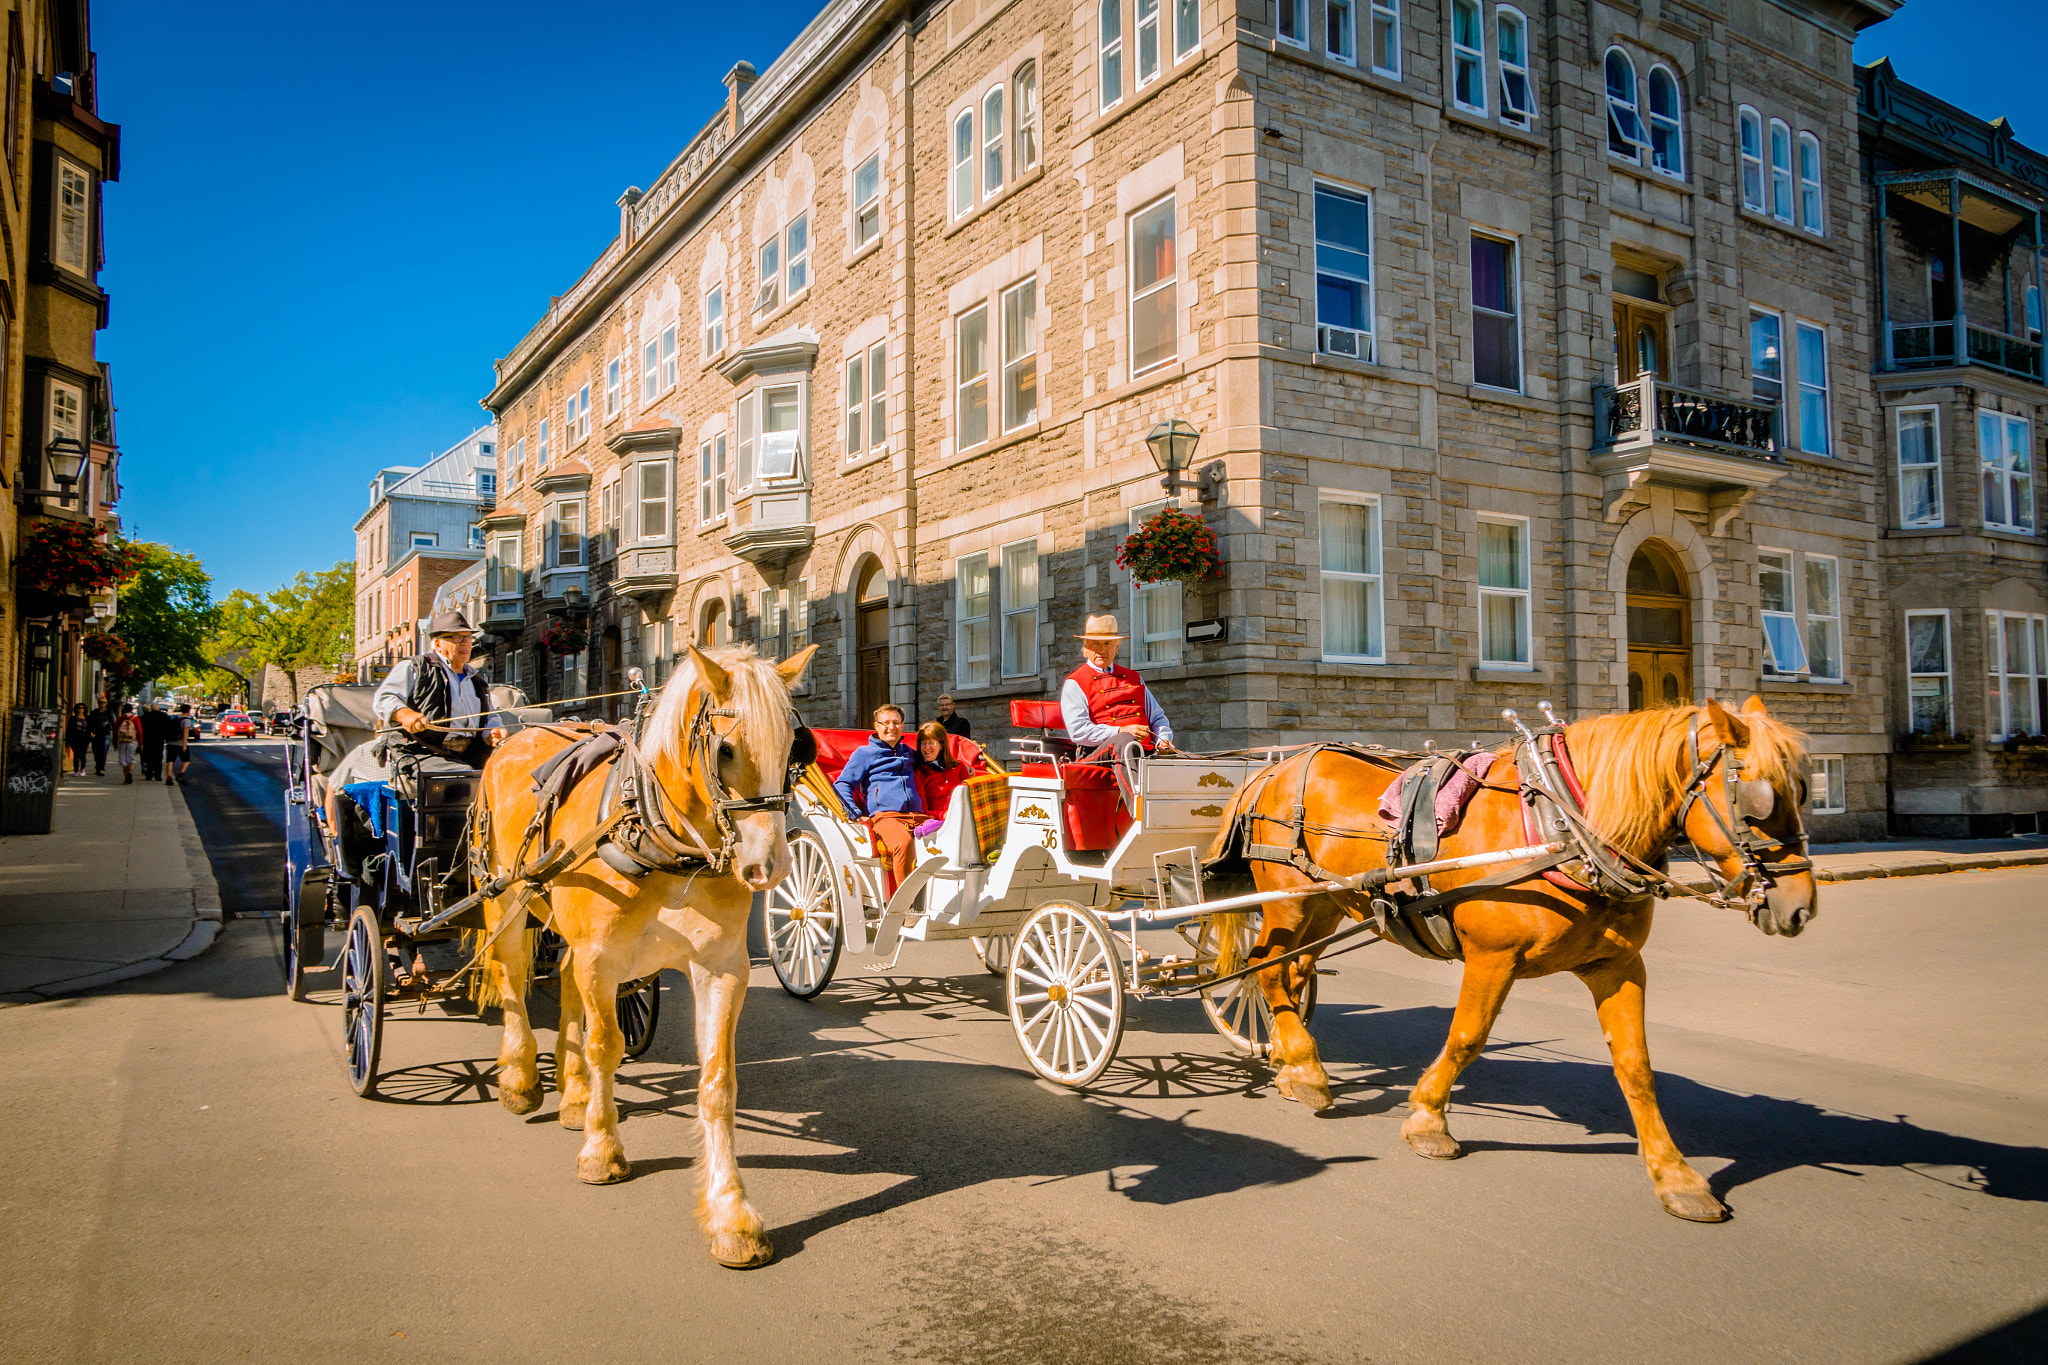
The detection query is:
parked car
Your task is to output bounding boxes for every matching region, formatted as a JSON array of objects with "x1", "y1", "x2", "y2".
[
  {"x1": 268, "y1": 711, "x2": 292, "y2": 734},
  {"x1": 216, "y1": 712, "x2": 258, "y2": 739}
]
